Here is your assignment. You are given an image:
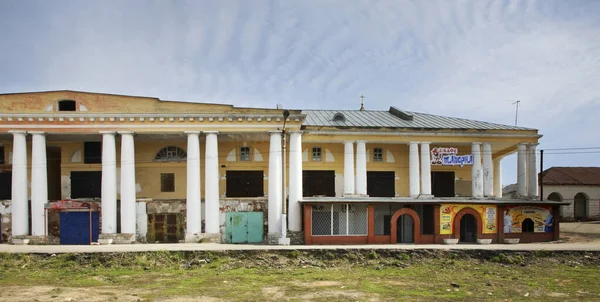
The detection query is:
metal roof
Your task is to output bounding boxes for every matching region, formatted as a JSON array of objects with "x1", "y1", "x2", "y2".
[
  {"x1": 541, "y1": 167, "x2": 600, "y2": 186},
  {"x1": 302, "y1": 107, "x2": 536, "y2": 131}
]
